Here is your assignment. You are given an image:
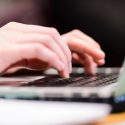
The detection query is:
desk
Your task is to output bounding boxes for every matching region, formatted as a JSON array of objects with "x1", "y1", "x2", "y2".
[{"x1": 93, "y1": 112, "x2": 125, "y2": 125}]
